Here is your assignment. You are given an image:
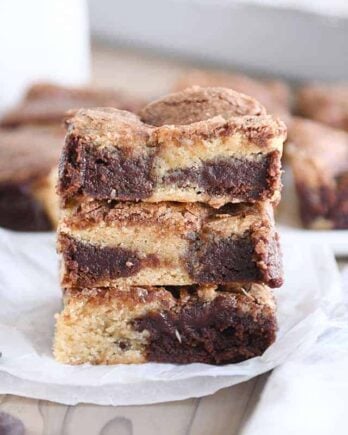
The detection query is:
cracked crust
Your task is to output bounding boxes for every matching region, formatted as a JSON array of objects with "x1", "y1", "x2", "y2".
[
  {"x1": 173, "y1": 70, "x2": 290, "y2": 120},
  {"x1": 139, "y1": 86, "x2": 267, "y2": 126},
  {"x1": 53, "y1": 283, "x2": 277, "y2": 365}
]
